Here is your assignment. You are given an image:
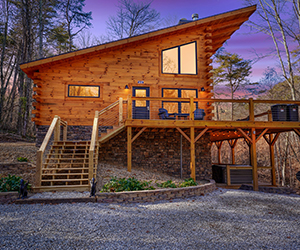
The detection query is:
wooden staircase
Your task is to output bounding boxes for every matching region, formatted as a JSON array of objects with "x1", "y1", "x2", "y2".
[{"x1": 39, "y1": 141, "x2": 98, "y2": 191}]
